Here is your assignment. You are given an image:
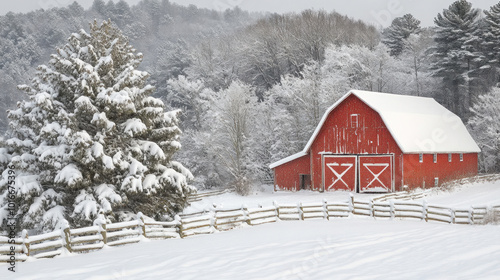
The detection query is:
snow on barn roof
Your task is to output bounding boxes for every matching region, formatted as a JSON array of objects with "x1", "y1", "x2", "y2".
[
  {"x1": 270, "y1": 89, "x2": 480, "y2": 169},
  {"x1": 268, "y1": 151, "x2": 308, "y2": 169}
]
